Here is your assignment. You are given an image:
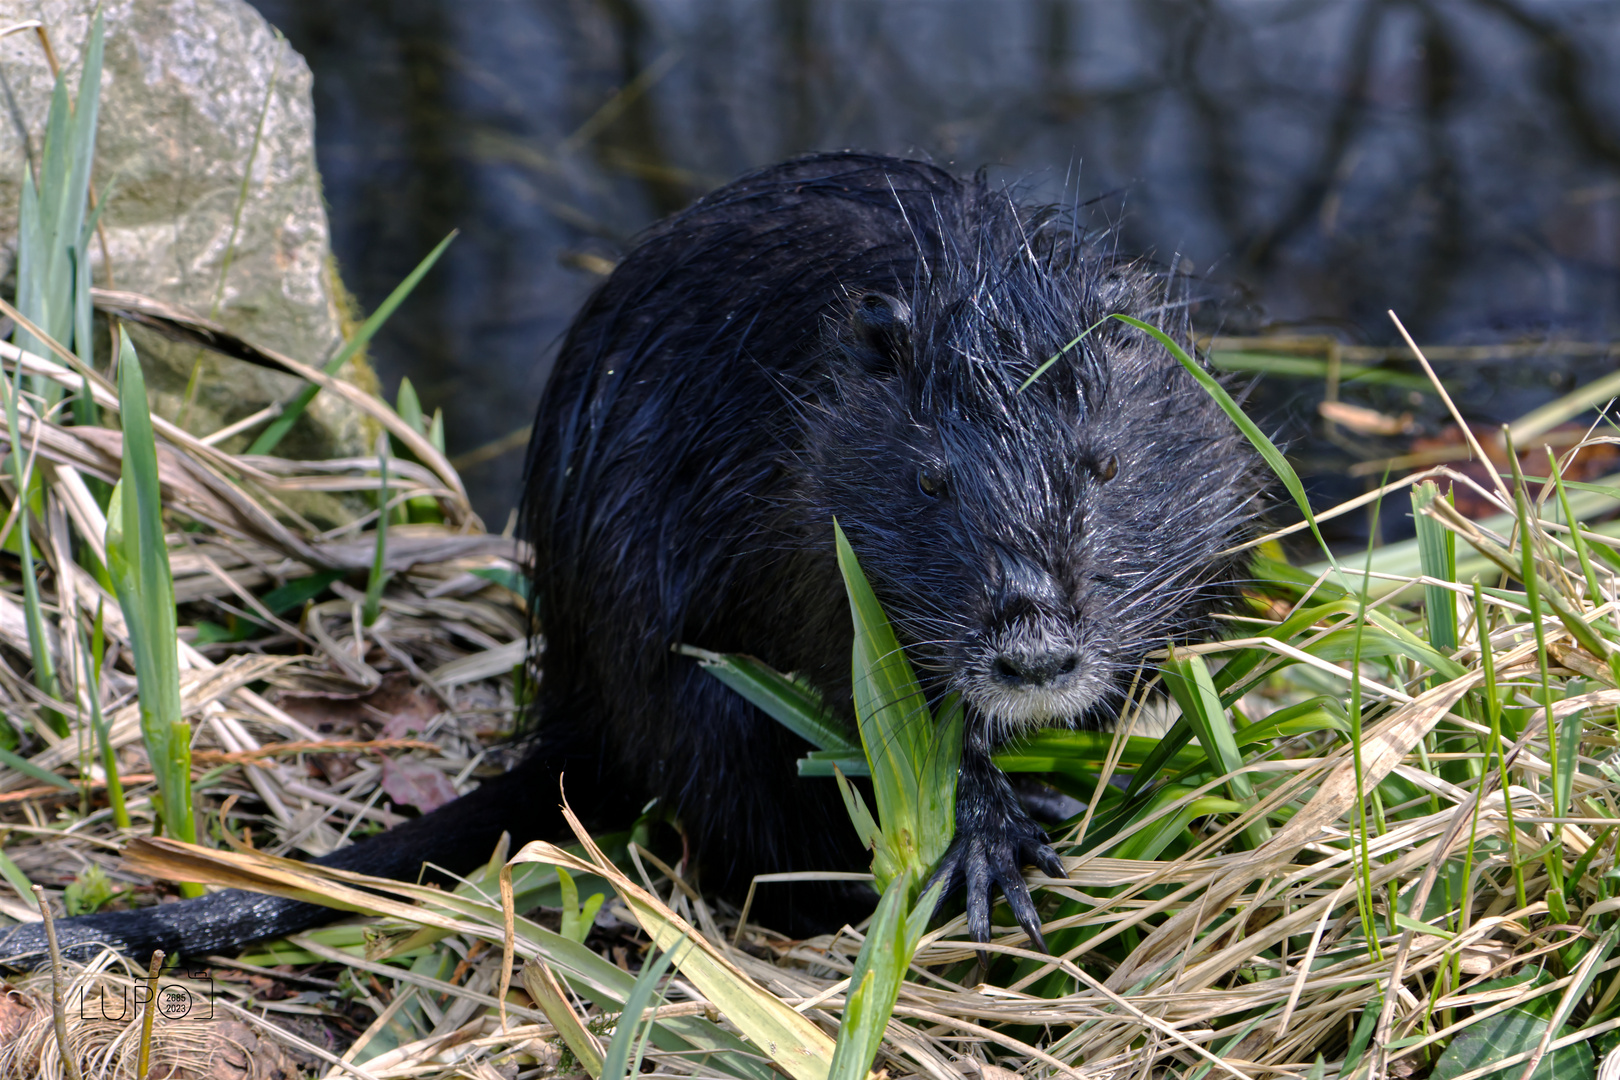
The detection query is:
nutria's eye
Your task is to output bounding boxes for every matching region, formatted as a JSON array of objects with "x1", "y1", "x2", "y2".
[
  {"x1": 851, "y1": 291, "x2": 913, "y2": 373},
  {"x1": 1095, "y1": 455, "x2": 1119, "y2": 483},
  {"x1": 917, "y1": 467, "x2": 947, "y2": 498}
]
